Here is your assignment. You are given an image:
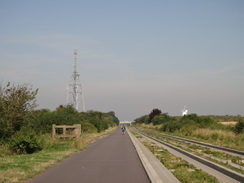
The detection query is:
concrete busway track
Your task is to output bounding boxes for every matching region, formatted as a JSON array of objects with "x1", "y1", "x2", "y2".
[
  {"x1": 127, "y1": 128, "x2": 180, "y2": 183},
  {"x1": 138, "y1": 128, "x2": 244, "y2": 158},
  {"x1": 131, "y1": 127, "x2": 244, "y2": 183}
]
